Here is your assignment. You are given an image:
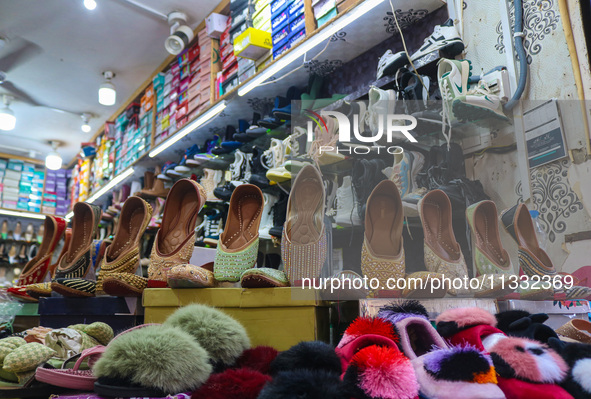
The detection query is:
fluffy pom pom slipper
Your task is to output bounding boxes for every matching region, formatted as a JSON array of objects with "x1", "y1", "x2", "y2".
[
  {"x1": 549, "y1": 337, "x2": 591, "y2": 399},
  {"x1": 269, "y1": 341, "x2": 341, "y2": 376},
  {"x1": 163, "y1": 304, "x2": 250, "y2": 369},
  {"x1": 378, "y1": 301, "x2": 505, "y2": 399},
  {"x1": 257, "y1": 369, "x2": 347, "y2": 399},
  {"x1": 495, "y1": 310, "x2": 558, "y2": 344},
  {"x1": 190, "y1": 368, "x2": 270, "y2": 399},
  {"x1": 437, "y1": 307, "x2": 573, "y2": 399},
  {"x1": 234, "y1": 346, "x2": 278, "y2": 374}
]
